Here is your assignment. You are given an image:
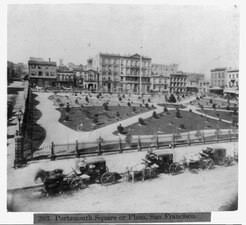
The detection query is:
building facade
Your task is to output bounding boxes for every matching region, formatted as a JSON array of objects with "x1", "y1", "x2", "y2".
[
  {"x1": 28, "y1": 57, "x2": 57, "y2": 87},
  {"x1": 92, "y1": 53, "x2": 151, "y2": 93},
  {"x1": 57, "y1": 69, "x2": 74, "y2": 88},
  {"x1": 224, "y1": 68, "x2": 239, "y2": 97},
  {"x1": 210, "y1": 68, "x2": 226, "y2": 88},
  {"x1": 151, "y1": 63, "x2": 178, "y2": 77},
  {"x1": 185, "y1": 72, "x2": 205, "y2": 93},
  {"x1": 169, "y1": 73, "x2": 187, "y2": 93}
]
